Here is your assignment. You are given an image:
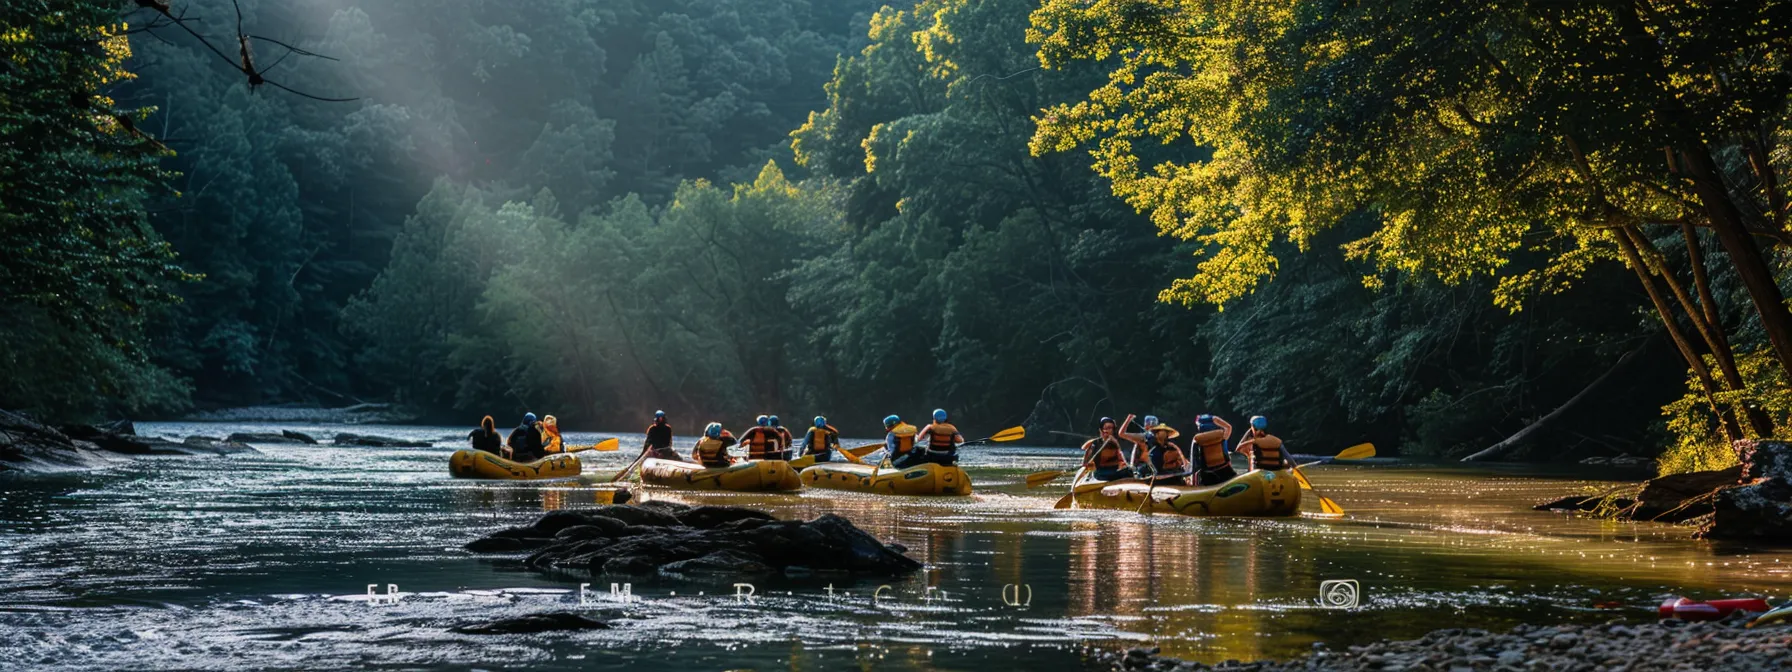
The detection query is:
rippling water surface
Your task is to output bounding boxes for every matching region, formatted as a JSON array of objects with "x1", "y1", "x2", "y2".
[{"x1": 2, "y1": 422, "x2": 1789, "y2": 670}]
